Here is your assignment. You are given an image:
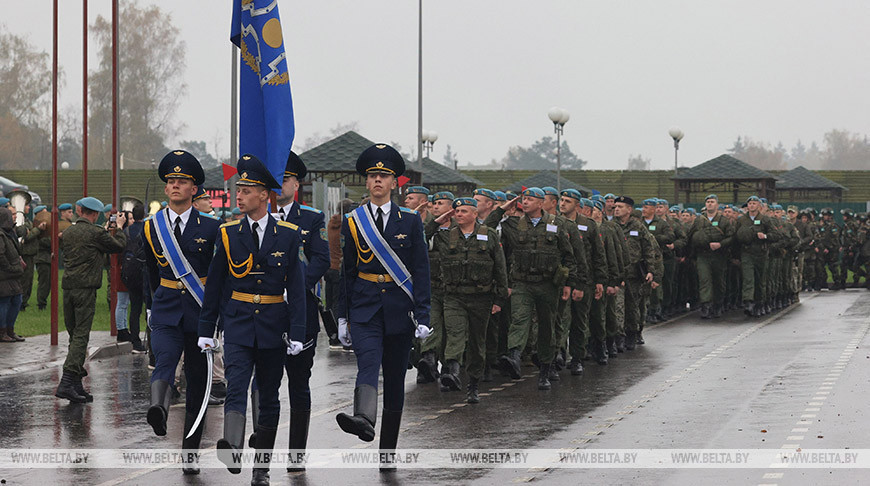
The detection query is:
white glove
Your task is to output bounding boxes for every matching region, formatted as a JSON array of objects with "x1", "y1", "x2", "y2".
[
  {"x1": 415, "y1": 325, "x2": 432, "y2": 340},
  {"x1": 287, "y1": 340, "x2": 304, "y2": 355},
  {"x1": 197, "y1": 337, "x2": 216, "y2": 351},
  {"x1": 338, "y1": 318, "x2": 352, "y2": 346},
  {"x1": 146, "y1": 309, "x2": 152, "y2": 330}
]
